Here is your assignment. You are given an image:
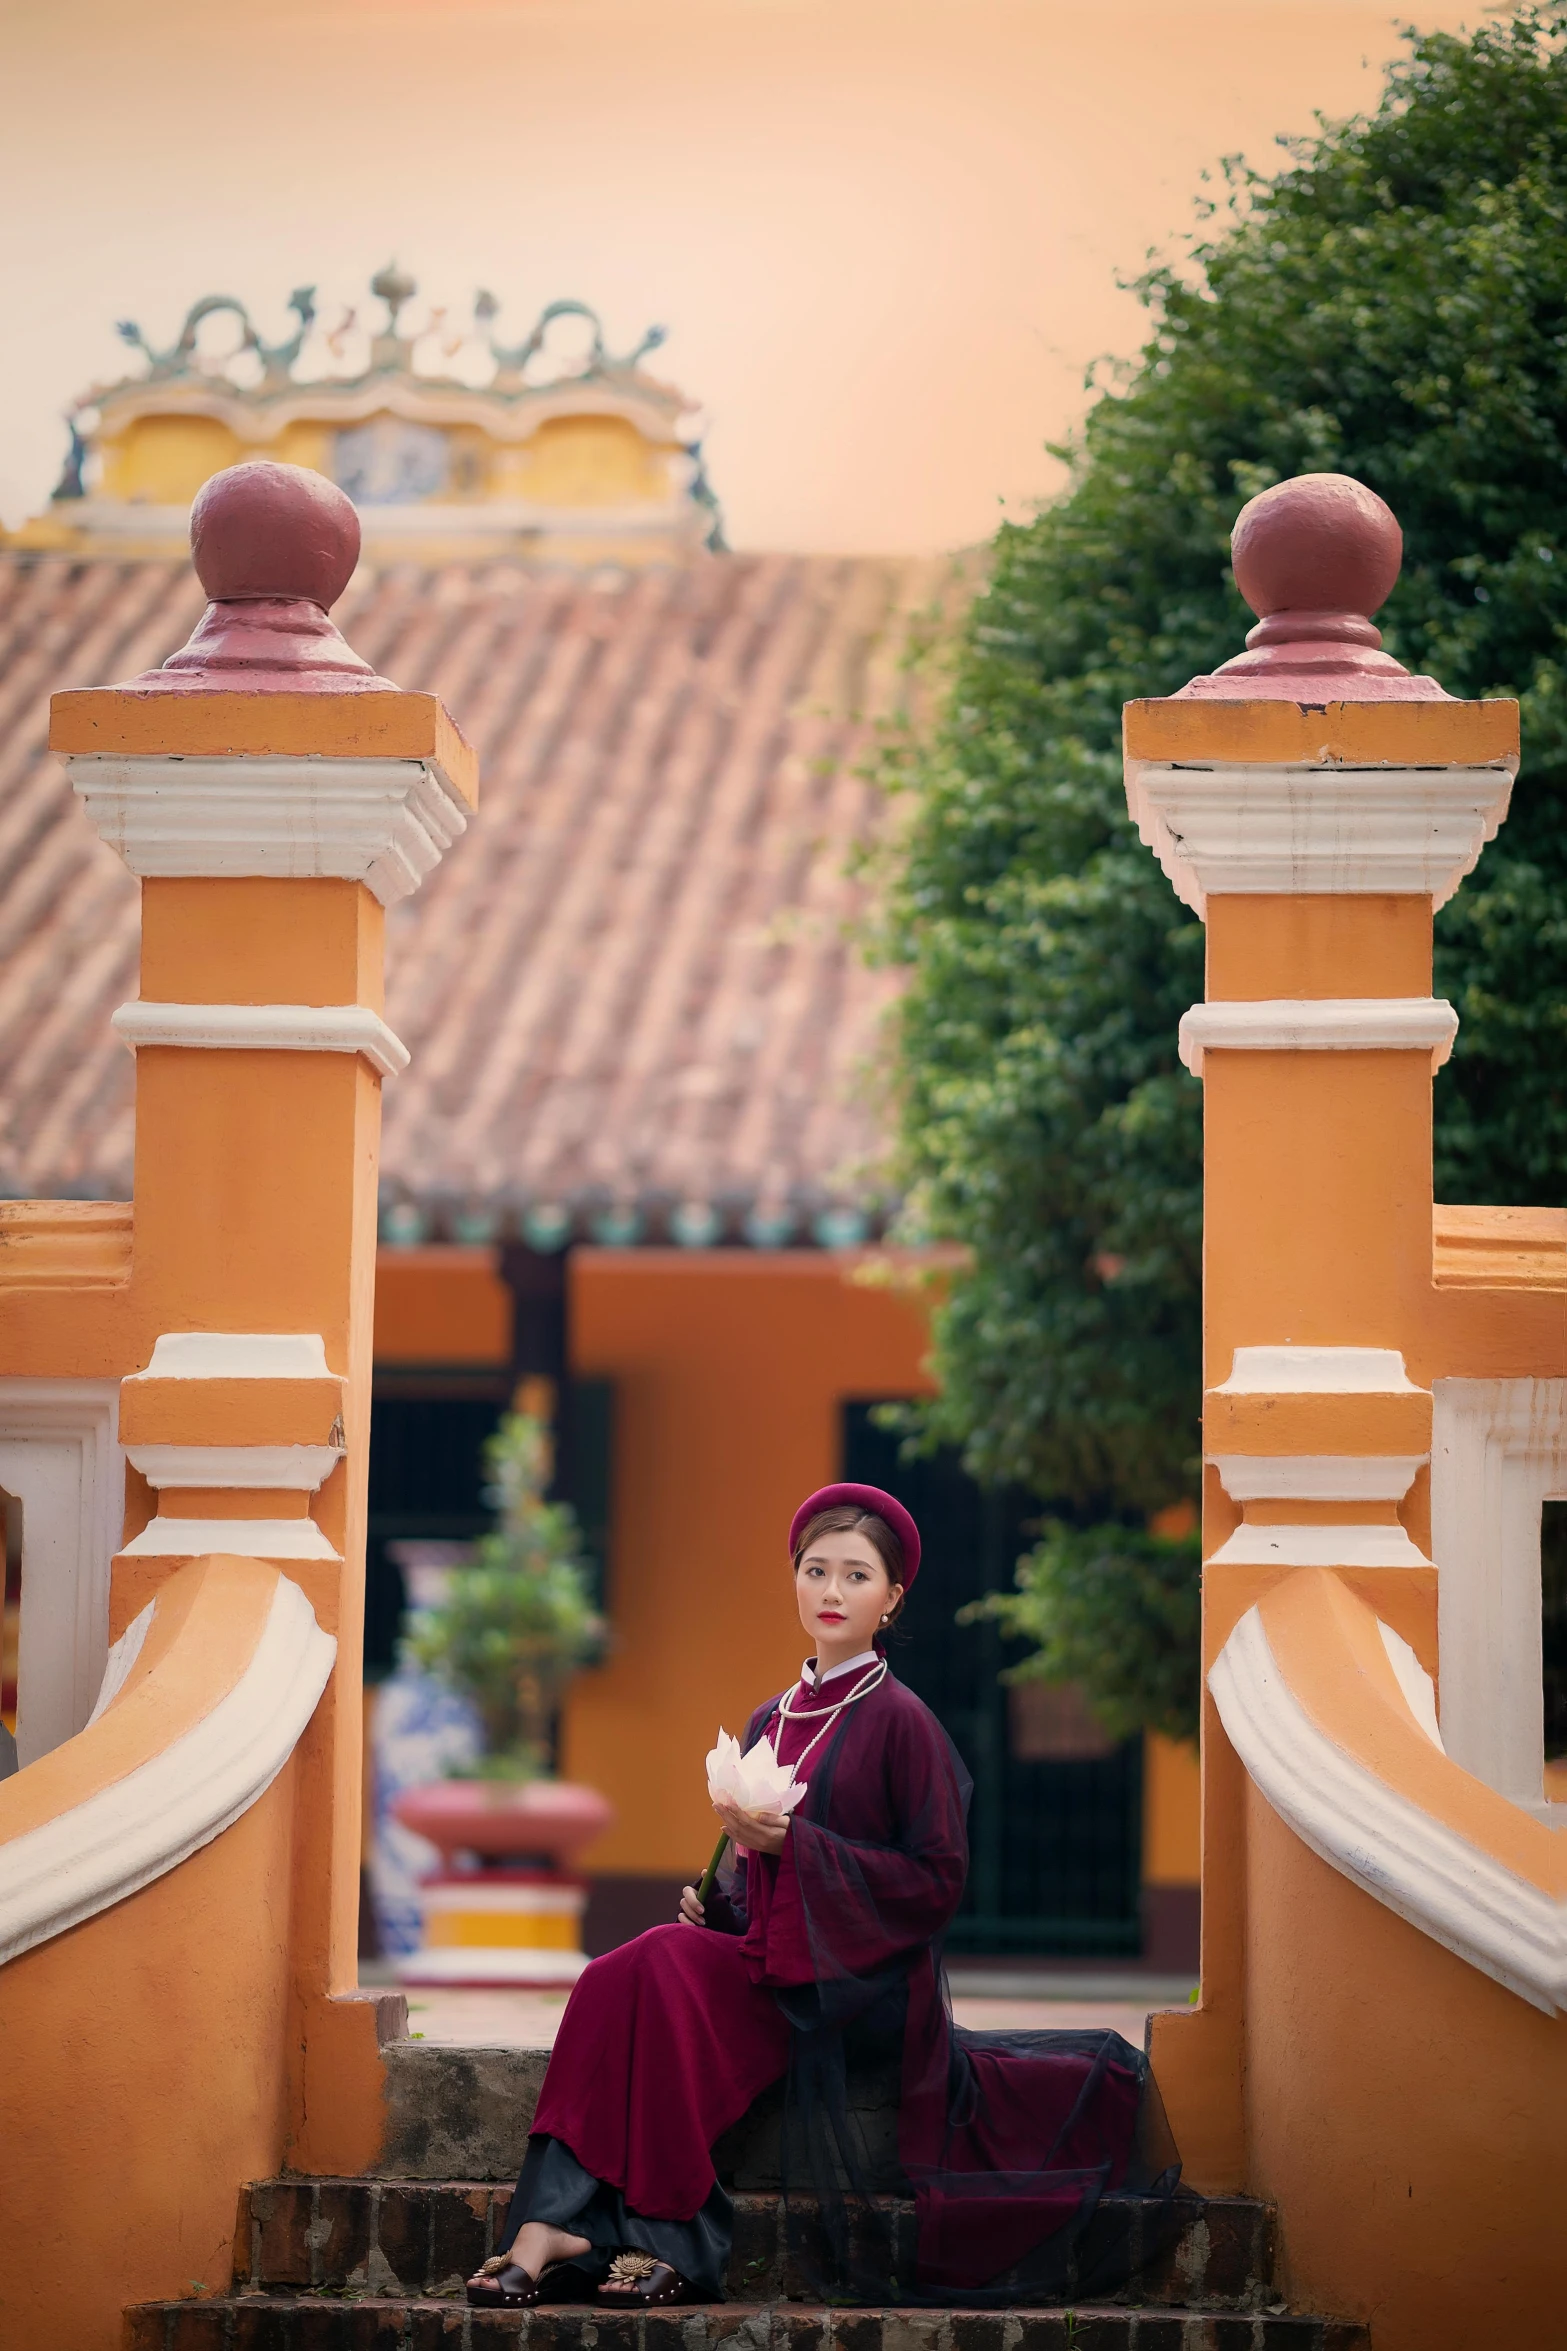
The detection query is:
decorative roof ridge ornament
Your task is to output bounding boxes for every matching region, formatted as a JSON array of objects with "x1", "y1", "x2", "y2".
[
  {"x1": 114, "y1": 287, "x2": 318, "y2": 394},
  {"x1": 15, "y1": 273, "x2": 725, "y2": 566},
  {"x1": 476, "y1": 291, "x2": 669, "y2": 396},
  {"x1": 368, "y1": 260, "x2": 419, "y2": 373},
  {"x1": 1178, "y1": 471, "x2": 1448, "y2": 703},
  {"x1": 125, "y1": 460, "x2": 397, "y2": 695},
  {"x1": 94, "y1": 274, "x2": 682, "y2": 413}
]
